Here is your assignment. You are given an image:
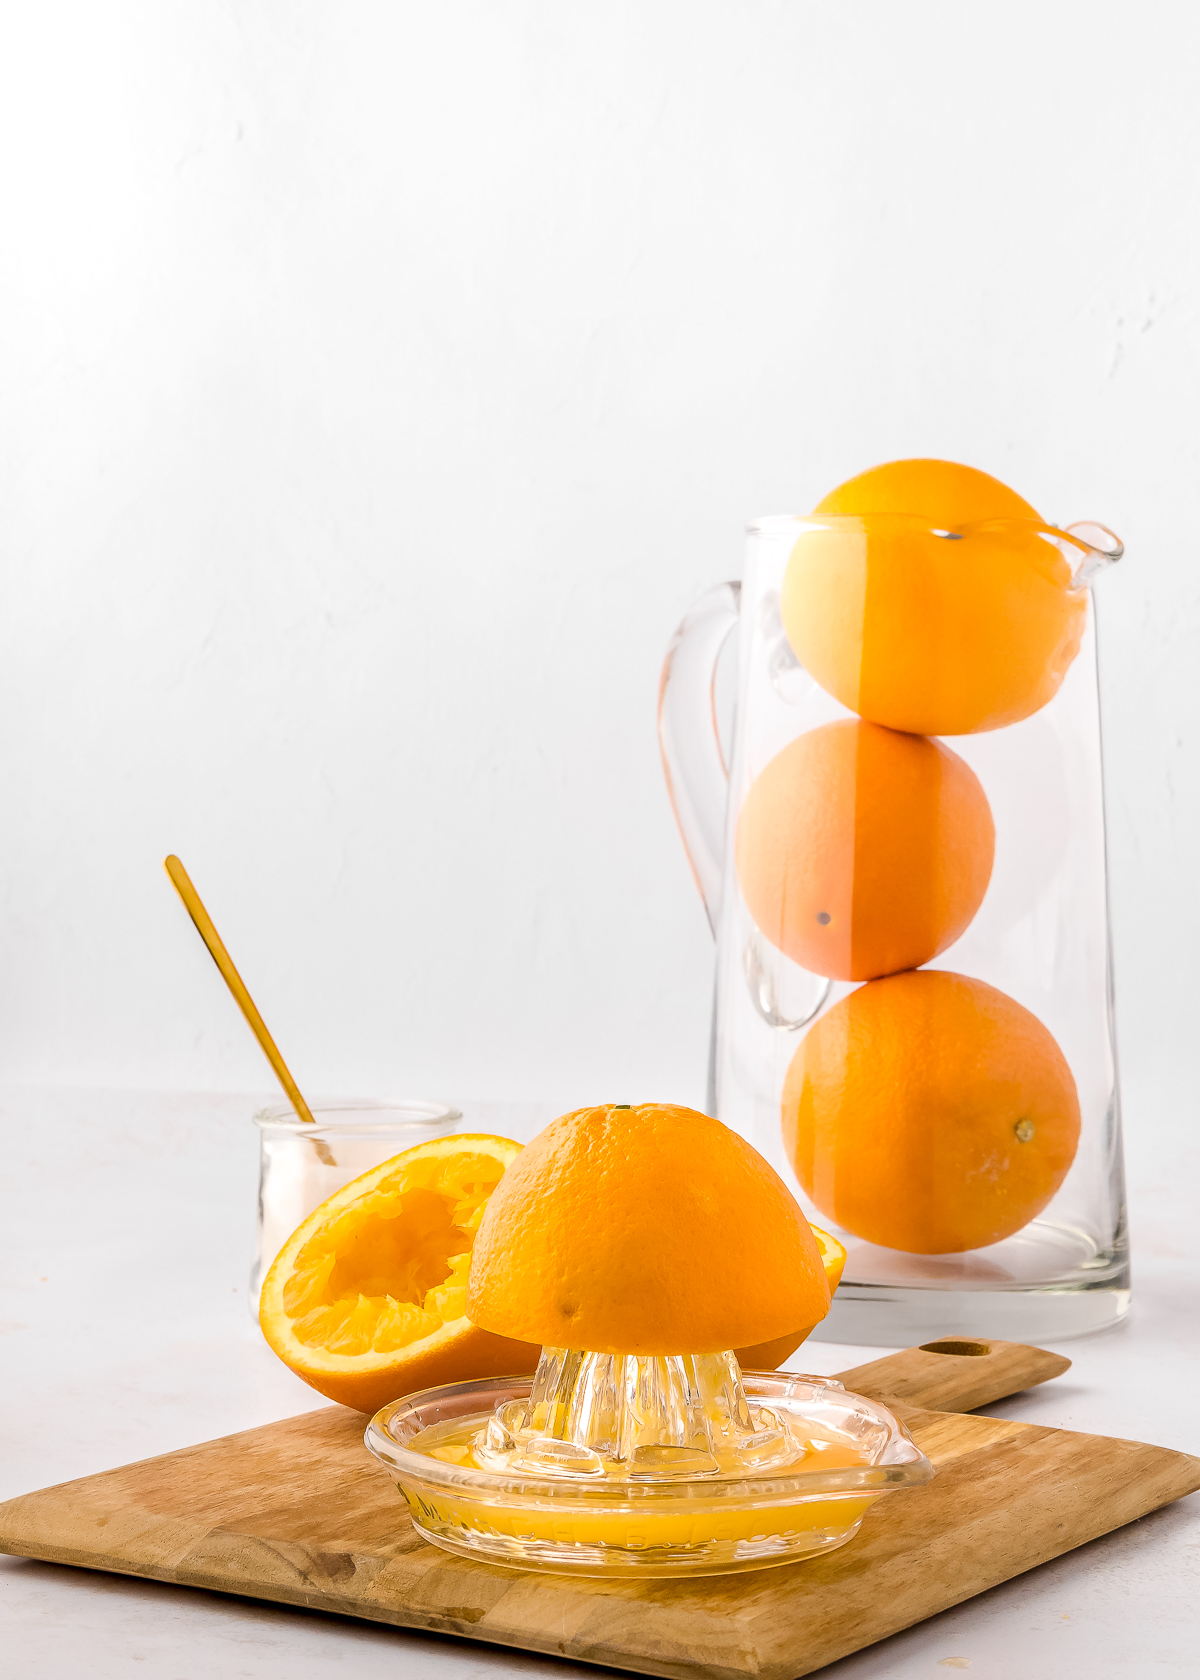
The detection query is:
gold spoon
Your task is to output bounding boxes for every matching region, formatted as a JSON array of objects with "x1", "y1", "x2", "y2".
[{"x1": 163, "y1": 855, "x2": 333, "y2": 1158}]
